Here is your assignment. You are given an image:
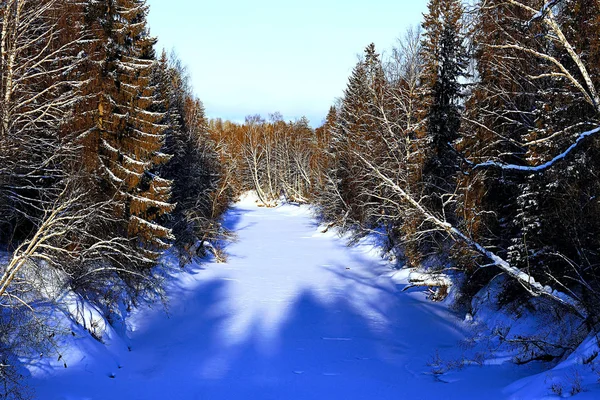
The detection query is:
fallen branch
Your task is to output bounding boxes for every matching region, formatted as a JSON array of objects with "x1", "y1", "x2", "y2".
[
  {"x1": 403, "y1": 271, "x2": 453, "y2": 301},
  {"x1": 358, "y1": 155, "x2": 588, "y2": 319}
]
